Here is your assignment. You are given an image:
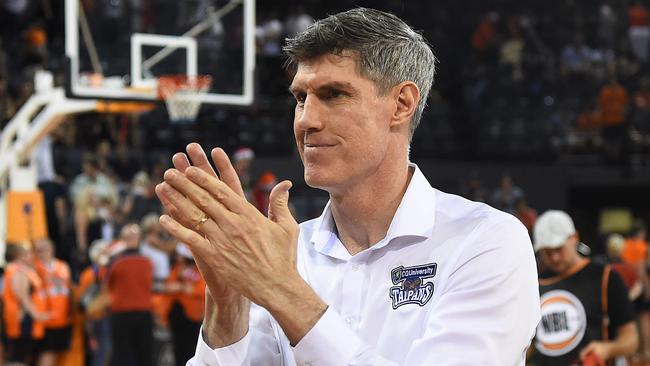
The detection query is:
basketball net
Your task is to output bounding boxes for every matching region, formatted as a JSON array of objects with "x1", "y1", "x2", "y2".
[{"x1": 158, "y1": 75, "x2": 213, "y2": 122}]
